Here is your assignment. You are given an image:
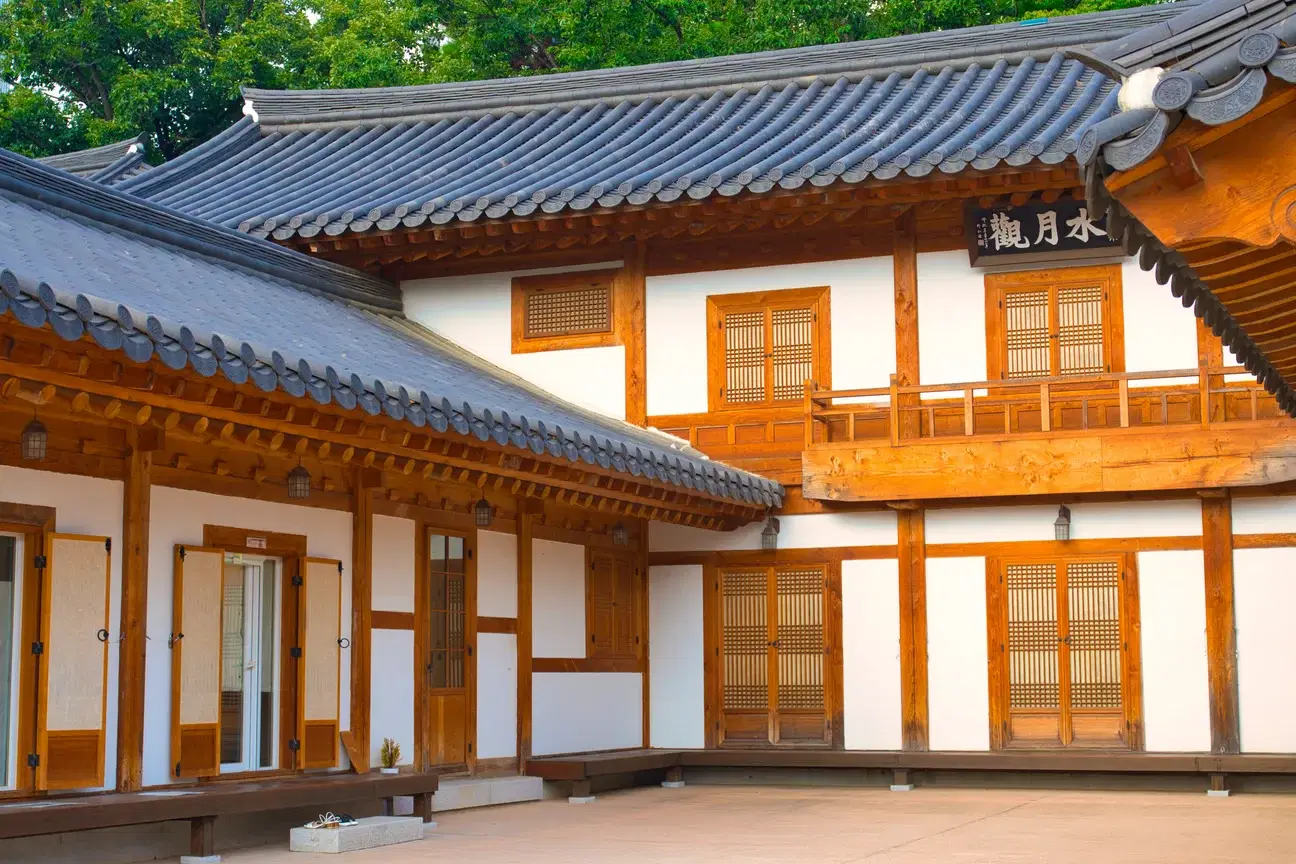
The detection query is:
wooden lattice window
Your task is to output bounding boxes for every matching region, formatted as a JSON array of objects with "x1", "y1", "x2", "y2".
[
  {"x1": 989, "y1": 555, "x2": 1141, "y2": 751},
  {"x1": 985, "y1": 265, "x2": 1124, "y2": 381},
  {"x1": 706, "y1": 287, "x2": 831, "y2": 410},
  {"x1": 587, "y1": 551, "x2": 639, "y2": 660},
  {"x1": 717, "y1": 564, "x2": 829, "y2": 747},
  {"x1": 511, "y1": 269, "x2": 622, "y2": 353}
]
